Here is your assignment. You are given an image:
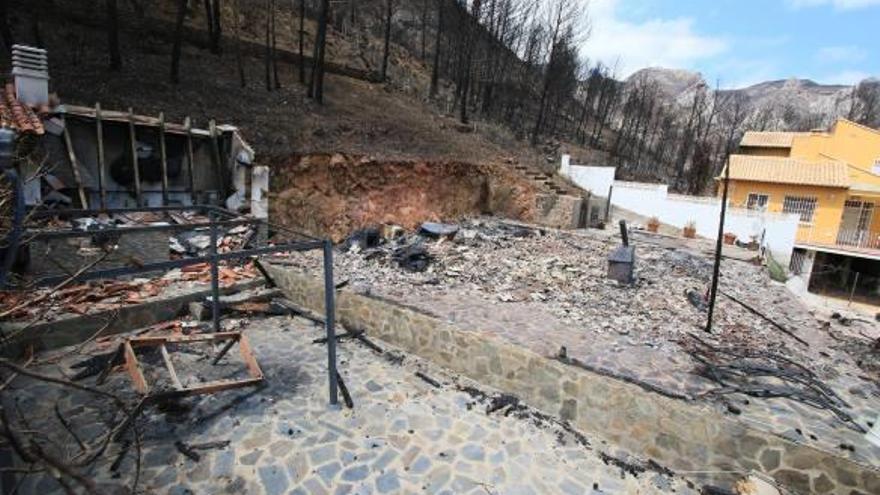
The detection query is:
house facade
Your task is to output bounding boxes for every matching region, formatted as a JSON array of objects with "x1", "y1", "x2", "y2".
[{"x1": 725, "y1": 119, "x2": 880, "y2": 302}]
